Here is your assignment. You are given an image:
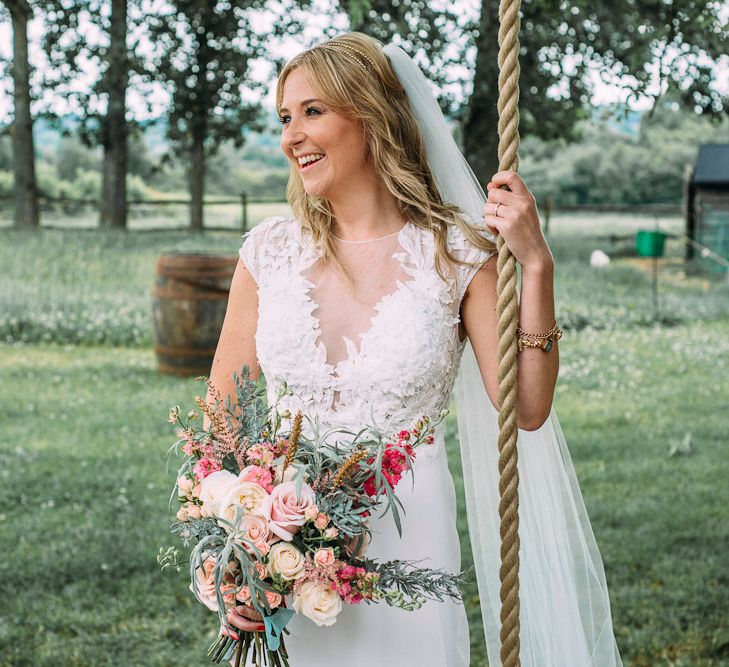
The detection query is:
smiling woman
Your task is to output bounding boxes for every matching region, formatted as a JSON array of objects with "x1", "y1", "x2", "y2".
[
  {"x1": 276, "y1": 69, "x2": 400, "y2": 243},
  {"x1": 203, "y1": 30, "x2": 623, "y2": 667}
]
